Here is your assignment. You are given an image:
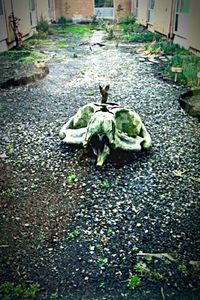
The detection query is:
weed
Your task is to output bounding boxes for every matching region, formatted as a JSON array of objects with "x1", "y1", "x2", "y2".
[
  {"x1": 5, "y1": 144, "x2": 14, "y2": 155},
  {"x1": 58, "y1": 16, "x2": 67, "y2": 28},
  {"x1": 0, "y1": 282, "x2": 40, "y2": 300},
  {"x1": 37, "y1": 15, "x2": 49, "y2": 33},
  {"x1": 119, "y1": 15, "x2": 136, "y2": 25},
  {"x1": 15, "y1": 159, "x2": 23, "y2": 167},
  {"x1": 95, "y1": 244, "x2": 102, "y2": 252},
  {"x1": 96, "y1": 258, "x2": 108, "y2": 267},
  {"x1": 50, "y1": 292, "x2": 59, "y2": 300},
  {"x1": 107, "y1": 228, "x2": 113, "y2": 237},
  {"x1": 122, "y1": 32, "x2": 161, "y2": 43},
  {"x1": 73, "y1": 53, "x2": 78, "y2": 58},
  {"x1": 144, "y1": 41, "x2": 183, "y2": 55},
  {"x1": 178, "y1": 264, "x2": 187, "y2": 274},
  {"x1": 0, "y1": 188, "x2": 16, "y2": 198},
  {"x1": 66, "y1": 174, "x2": 77, "y2": 183},
  {"x1": 52, "y1": 25, "x2": 95, "y2": 35},
  {"x1": 97, "y1": 179, "x2": 110, "y2": 189},
  {"x1": 159, "y1": 194, "x2": 166, "y2": 200},
  {"x1": 127, "y1": 275, "x2": 141, "y2": 289},
  {"x1": 134, "y1": 263, "x2": 145, "y2": 273},
  {"x1": 148, "y1": 271, "x2": 165, "y2": 281},
  {"x1": 57, "y1": 44, "x2": 68, "y2": 49},
  {"x1": 164, "y1": 259, "x2": 172, "y2": 265},
  {"x1": 131, "y1": 246, "x2": 139, "y2": 253},
  {"x1": 173, "y1": 170, "x2": 184, "y2": 177},
  {"x1": 67, "y1": 229, "x2": 80, "y2": 240},
  {"x1": 99, "y1": 282, "x2": 106, "y2": 288},
  {"x1": 145, "y1": 255, "x2": 153, "y2": 264}
]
